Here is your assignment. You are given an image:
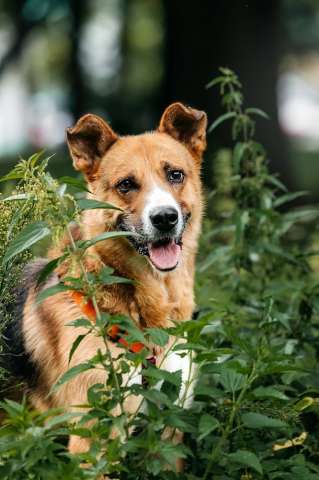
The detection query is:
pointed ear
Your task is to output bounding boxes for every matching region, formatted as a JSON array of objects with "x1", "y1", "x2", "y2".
[
  {"x1": 66, "y1": 114, "x2": 118, "y2": 177},
  {"x1": 158, "y1": 102, "x2": 207, "y2": 160}
]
